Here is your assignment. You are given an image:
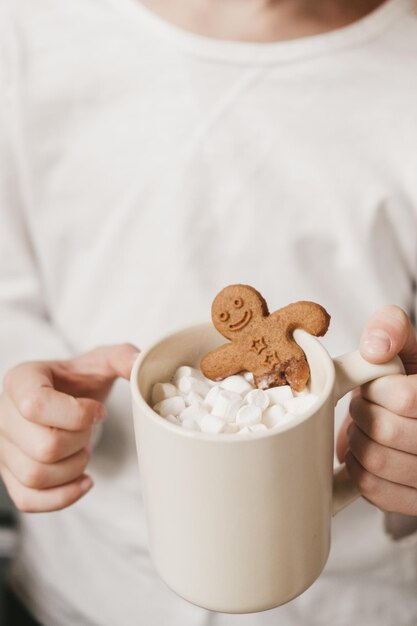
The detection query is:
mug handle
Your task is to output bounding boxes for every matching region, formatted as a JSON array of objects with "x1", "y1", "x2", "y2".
[{"x1": 331, "y1": 350, "x2": 405, "y2": 516}]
